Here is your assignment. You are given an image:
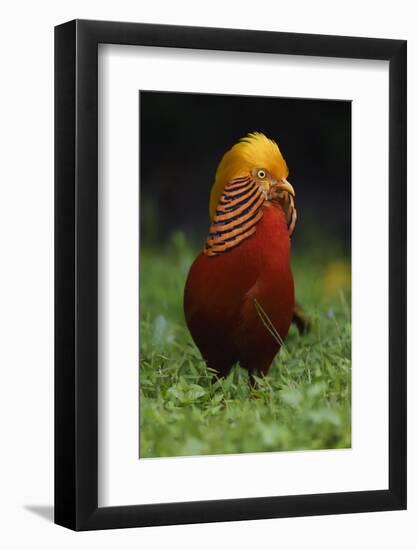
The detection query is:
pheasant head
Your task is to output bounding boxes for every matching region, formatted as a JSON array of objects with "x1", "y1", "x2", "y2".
[{"x1": 205, "y1": 133, "x2": 297, "y2": 256}]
